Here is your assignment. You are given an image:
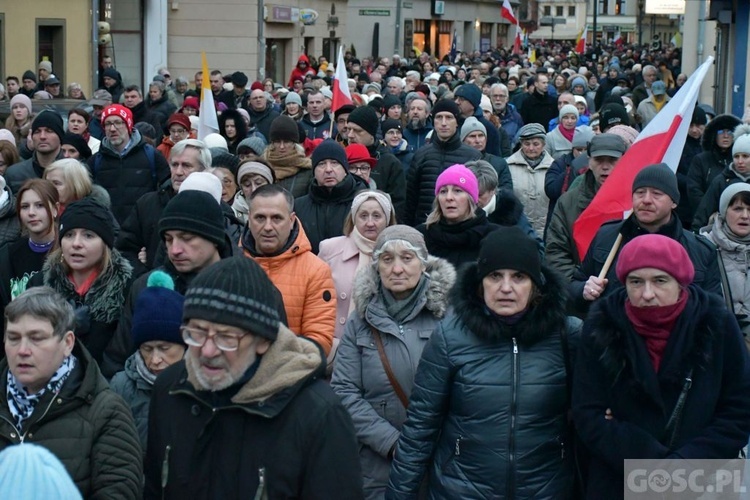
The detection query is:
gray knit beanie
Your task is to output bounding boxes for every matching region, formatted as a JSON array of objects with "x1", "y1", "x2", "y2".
[
  {"x1": 460, "y1": 117, "x2": 487, "y2": 142},
  {"x1": 183, "y1": 257, "x2": 283, "y2": 340},
  {"x1": 374, "y1": 225, "x2": 428, "y2": 262},
  {"x1": 632, "y1": 163, "x2": 680, "y2": 203}
]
